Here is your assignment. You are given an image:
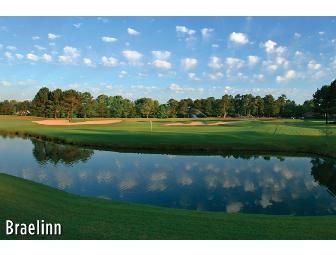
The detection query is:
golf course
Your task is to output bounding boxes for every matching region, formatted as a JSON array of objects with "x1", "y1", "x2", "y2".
[{"x1": 0, "y1": 116, "x2": 336, "y2": 239}]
